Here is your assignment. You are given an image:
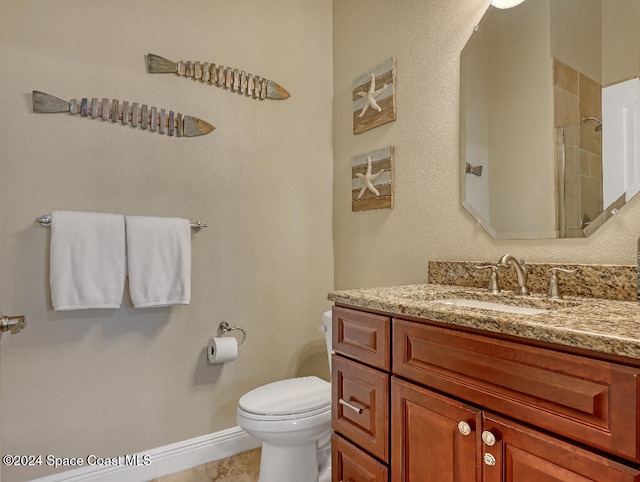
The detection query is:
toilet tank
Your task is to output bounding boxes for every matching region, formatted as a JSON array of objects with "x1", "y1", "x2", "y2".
[{"x1": 320, "y1": 310, "x2": 333, "y2": 372}]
